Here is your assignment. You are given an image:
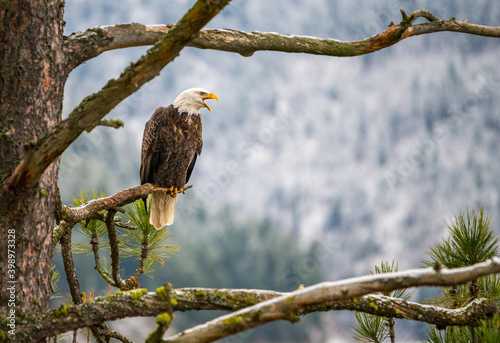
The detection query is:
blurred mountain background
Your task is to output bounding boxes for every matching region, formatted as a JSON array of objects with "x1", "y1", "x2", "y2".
[{"x1": 54, "y1": 0, "x2": 500, "y2": 341}]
